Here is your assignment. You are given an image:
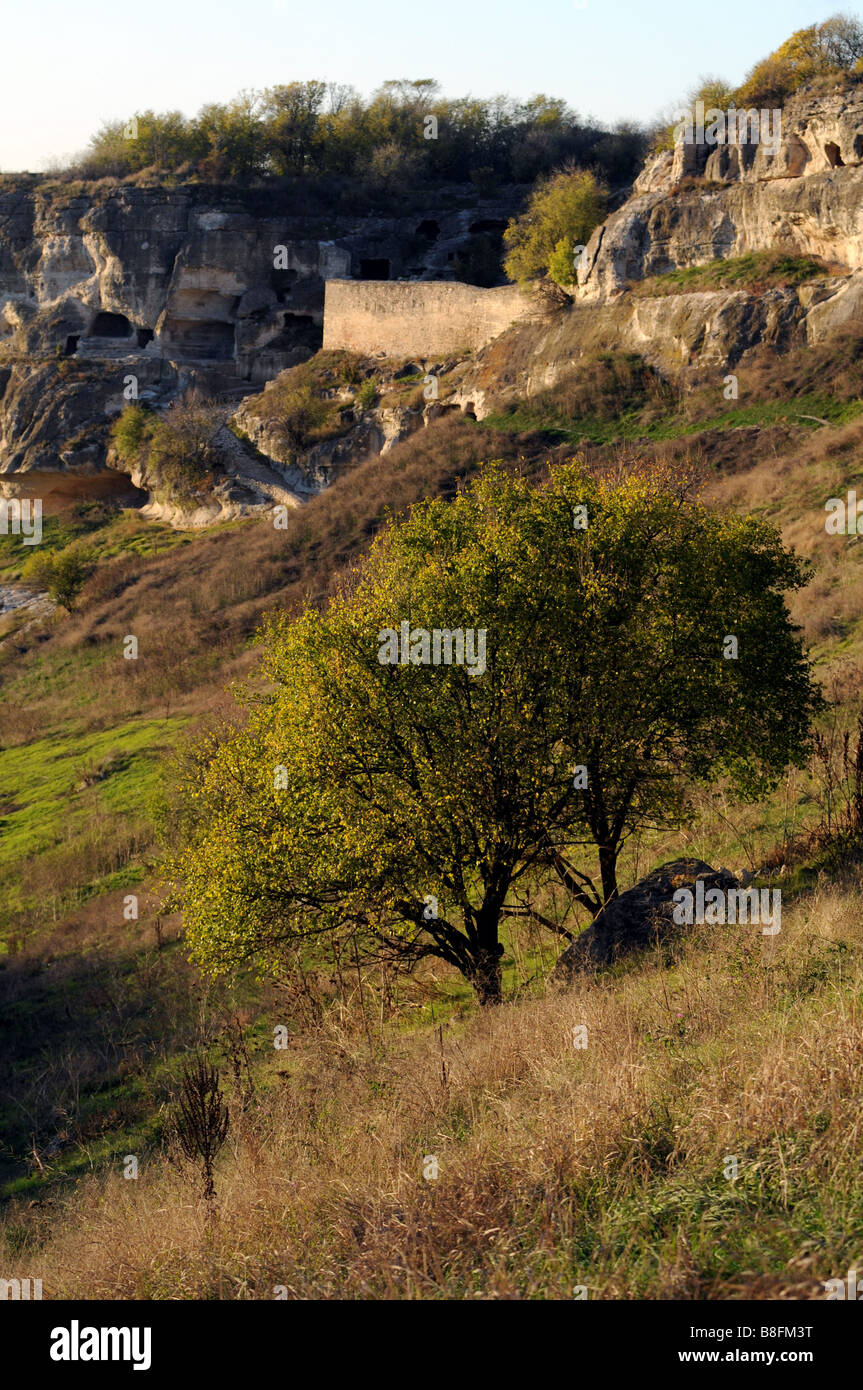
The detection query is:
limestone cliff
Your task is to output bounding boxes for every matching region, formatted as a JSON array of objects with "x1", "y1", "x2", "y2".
[
  {"x1": 439, "y1": 82, "x2": 863, "y2": 418},
  {"x1": 578, "y1": 84, "x2": 863, "y2": 305},
  {"x1": 5, "y1": 80, "x2": 863, "y2": 522},
  {"x1": 0, "y1": 182, "x2": 516, "y2": 517}
]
